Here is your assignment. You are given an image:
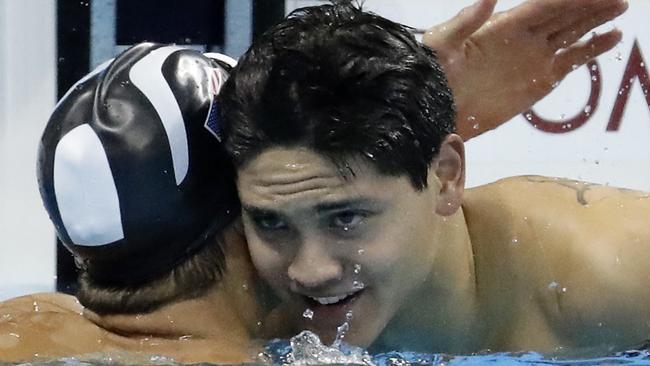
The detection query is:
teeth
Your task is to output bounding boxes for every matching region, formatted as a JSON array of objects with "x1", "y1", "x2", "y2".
[{"x1": 310, "y1": 292, "x2": 357, "y2": 305}]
